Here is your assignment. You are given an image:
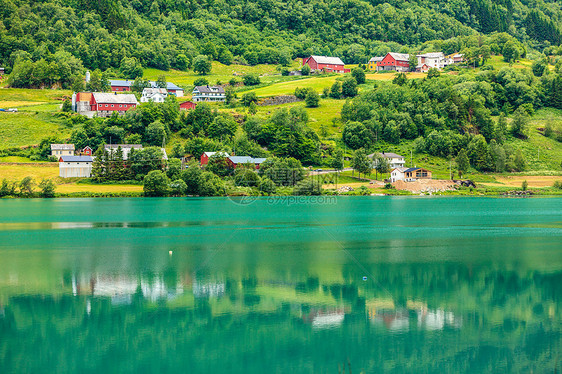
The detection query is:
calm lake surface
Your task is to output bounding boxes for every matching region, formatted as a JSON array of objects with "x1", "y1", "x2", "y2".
[{"x1": 0, "y1": 196, "x2": 561, "y2": 373}]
